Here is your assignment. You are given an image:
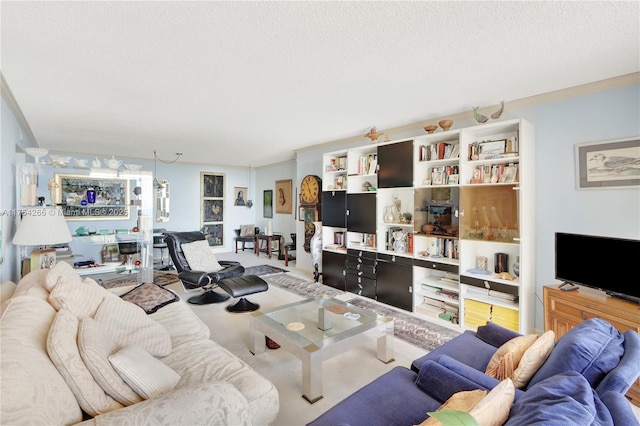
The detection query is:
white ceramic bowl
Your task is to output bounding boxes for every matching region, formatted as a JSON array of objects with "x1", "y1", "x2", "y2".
[
  {"x1": 124, "y1": 163, "x2": 142, "y2": 171},
  {"x1": 50, "y1": 154, "x2": 73, "y2": 166},
  {"x1": 25, "y1": 147, "x2": 49, "y2": 162}
]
